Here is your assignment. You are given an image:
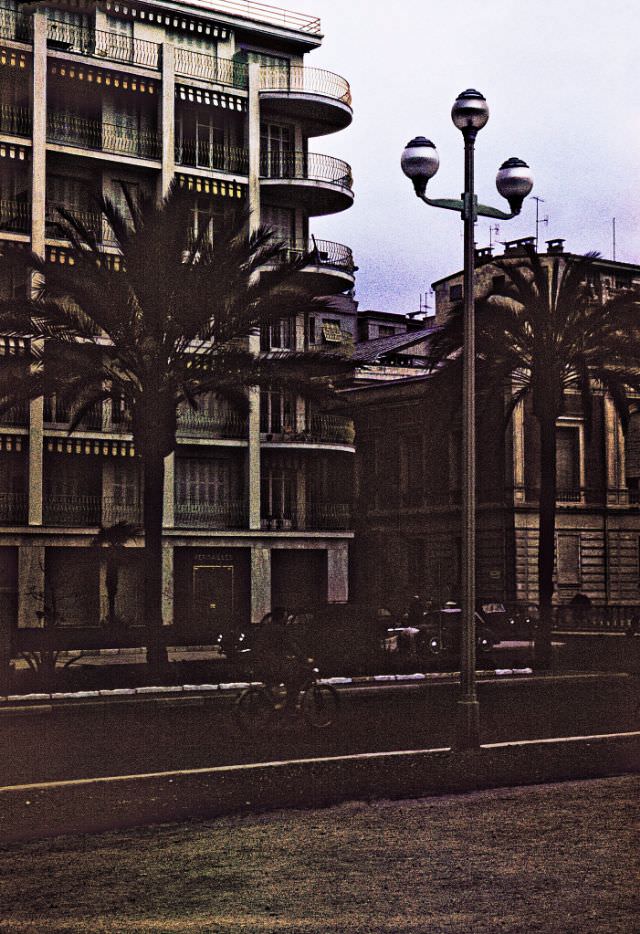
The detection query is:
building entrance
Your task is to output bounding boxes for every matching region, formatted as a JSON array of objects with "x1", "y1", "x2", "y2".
[{"x1": 192, "y1": 563, "x2": 234, "y2": 629}]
